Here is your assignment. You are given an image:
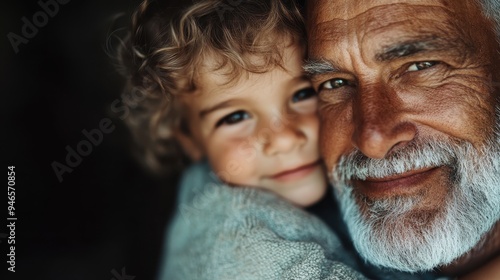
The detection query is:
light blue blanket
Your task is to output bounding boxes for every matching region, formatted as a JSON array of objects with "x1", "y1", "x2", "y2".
[{"x1": 158, "y1": 162, "x2": 440, "y2": 280}]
